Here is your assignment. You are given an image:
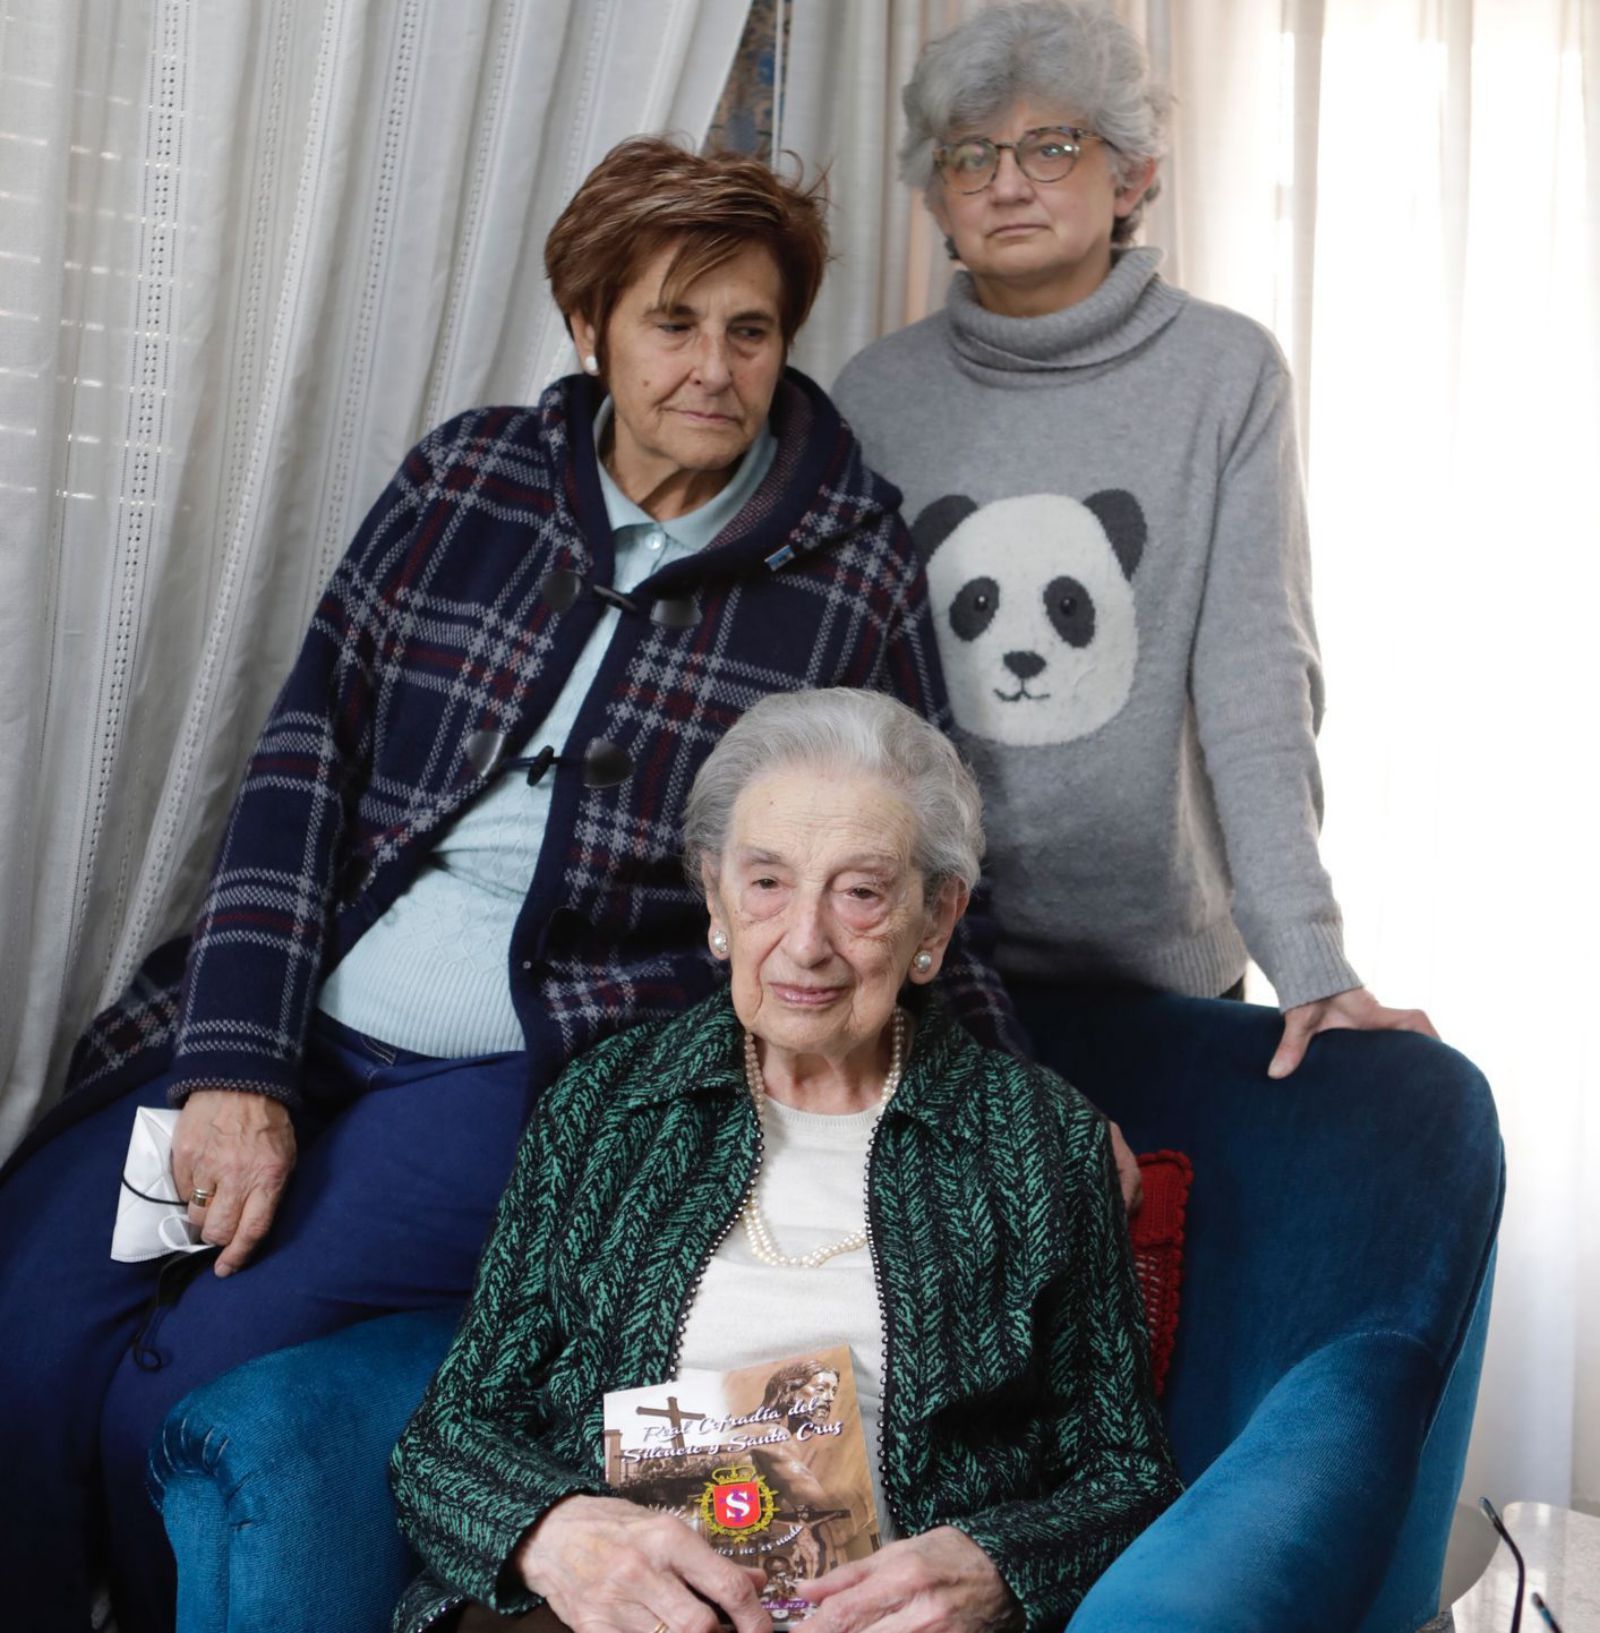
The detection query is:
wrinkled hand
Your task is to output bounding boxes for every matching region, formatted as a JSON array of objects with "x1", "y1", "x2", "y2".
[
  {"x1": 804, "y1": 1526, "x2": 1016, "y2": 1633},
  {"x1": 1107, "y1": 1120, "x2": 1143, "y2": 1215},
  {"x1": 171, "y1": 1090, "x2": 296, "y2": 1276},
  {"x1": 1267, "y1": 986, "x2": 1439, "y2": 1080},
  {"x1": 514, "y1": 1495, "x2": 770, "y2": 1633}
]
